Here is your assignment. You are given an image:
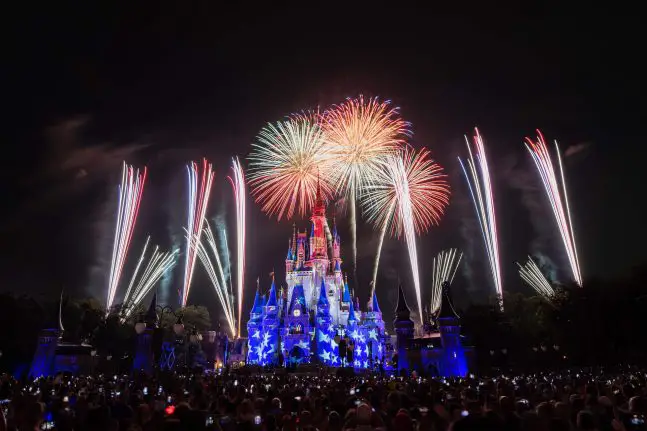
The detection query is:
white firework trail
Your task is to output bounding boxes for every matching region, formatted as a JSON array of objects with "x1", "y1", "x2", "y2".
[
  {"x1": 430, "y1": 248, "x2": 463, "y2": 314},
  {"x1": 188, "y1": 220, "x2": 237, "y2": 337},
  {"x1": 106, "y1": 162, "x2": 147, "y2": 315},
  {"x1": 182, "y1": 159, "x2": 215, "y2": 306},
  {"x1": 227, "y1": 157, "x2": 246, "y2": 338},
  {"x1": 458, "y1": 128, "x2": 503, "y2": 308},
  {"x1": 122, "y1": 238, "x2": 178, "y2": 320},
  {"x1": 517, "y1": 256, "x2": 555, "y2": 299},
  {"x1": 525, "y1": 130, "x2": 582, "y2": 286}
]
